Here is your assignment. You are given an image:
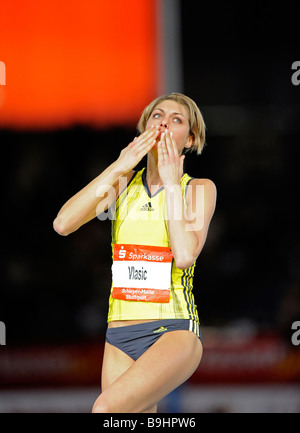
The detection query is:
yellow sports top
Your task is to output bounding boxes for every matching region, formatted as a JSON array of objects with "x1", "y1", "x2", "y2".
[{"x1": 107, "y1": 168, "x2": 199, "y2": 323}]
